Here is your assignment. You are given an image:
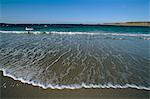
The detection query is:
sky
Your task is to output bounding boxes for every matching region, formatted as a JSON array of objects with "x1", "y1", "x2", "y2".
[{"x1": 0, "y1": 0, "x2": 149, "y2": 24}]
